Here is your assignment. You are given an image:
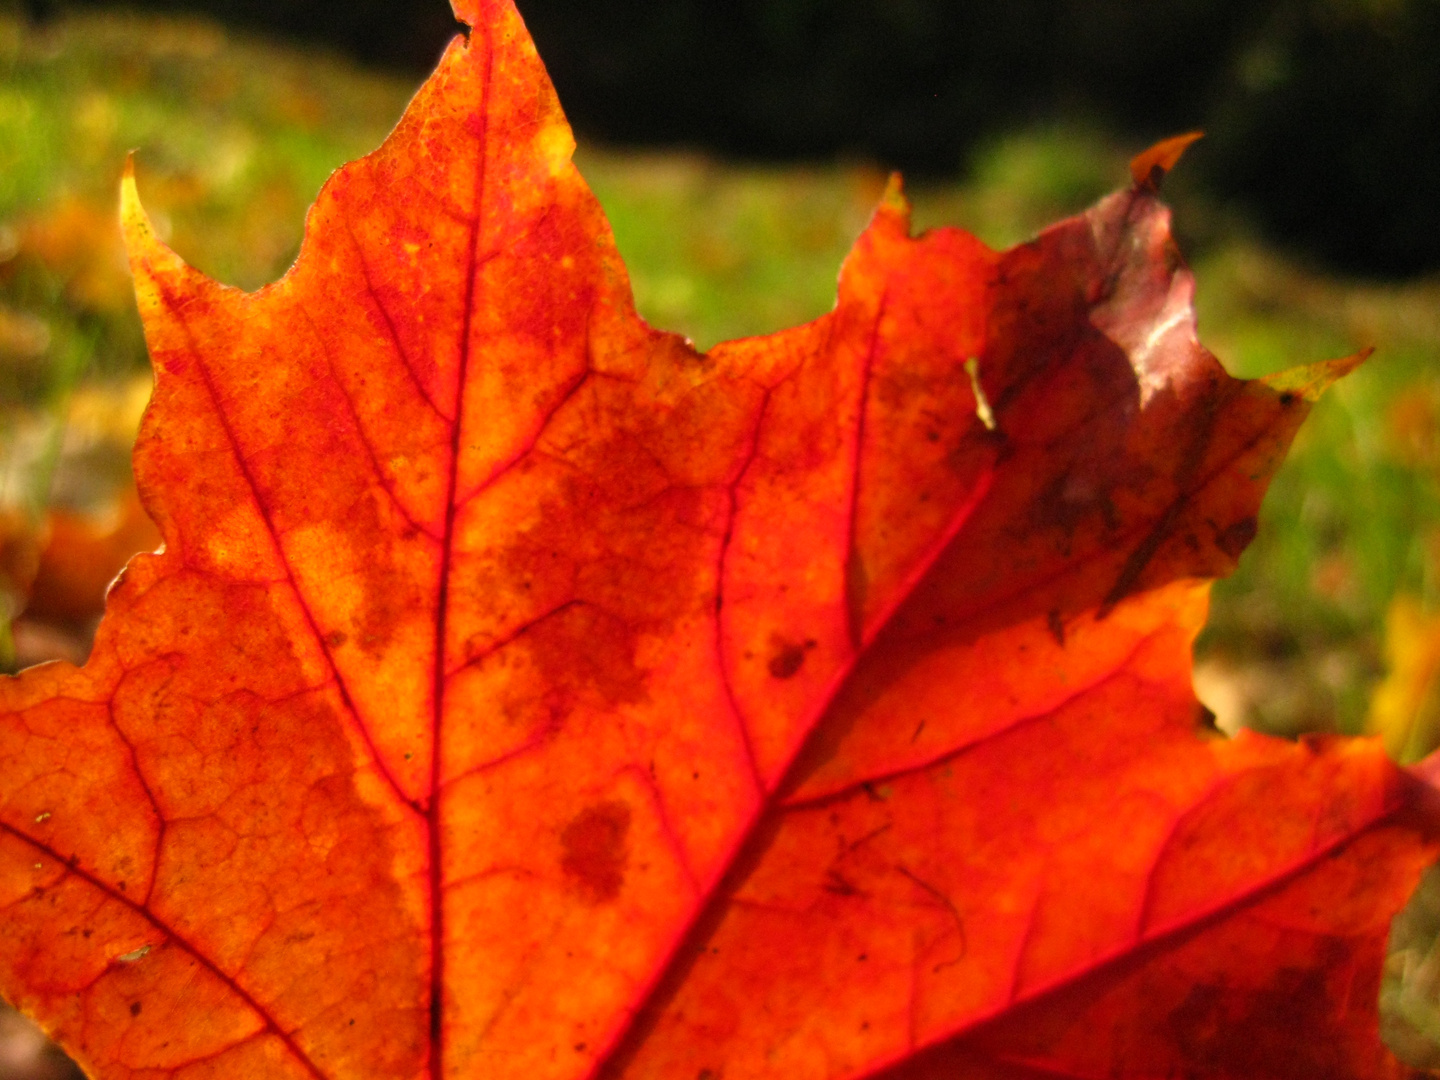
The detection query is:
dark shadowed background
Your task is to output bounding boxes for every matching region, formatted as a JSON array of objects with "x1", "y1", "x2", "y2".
[{"x1": 20, "y1": 0, "x2": 1440, "y2": 278}]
